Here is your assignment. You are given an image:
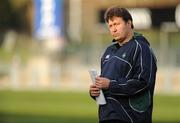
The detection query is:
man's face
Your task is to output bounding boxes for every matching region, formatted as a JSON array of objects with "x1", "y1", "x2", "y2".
[{"x1": 107, "y1": 16, "x2": 131, "y2": 42}]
